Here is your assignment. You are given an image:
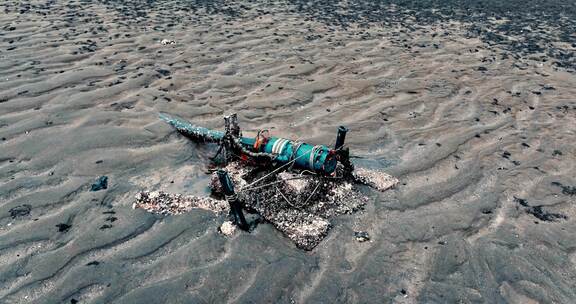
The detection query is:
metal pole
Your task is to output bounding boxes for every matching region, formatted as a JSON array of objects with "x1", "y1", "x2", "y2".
[
  {"x1": 217, "y1": 170, "x2": 249, "y2": 231},
  {"x1": 335, "y1": 126, "x2": 348, "y2": 150}
]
